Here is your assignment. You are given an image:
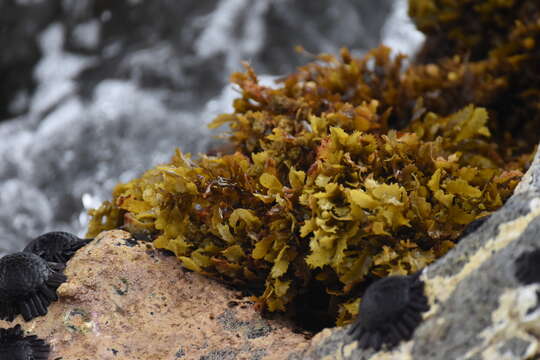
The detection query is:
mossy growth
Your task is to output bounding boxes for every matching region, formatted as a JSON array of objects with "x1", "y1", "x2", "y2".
[{"x1": 87, "y1": 0, "x2": 539, "y2": 328}]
